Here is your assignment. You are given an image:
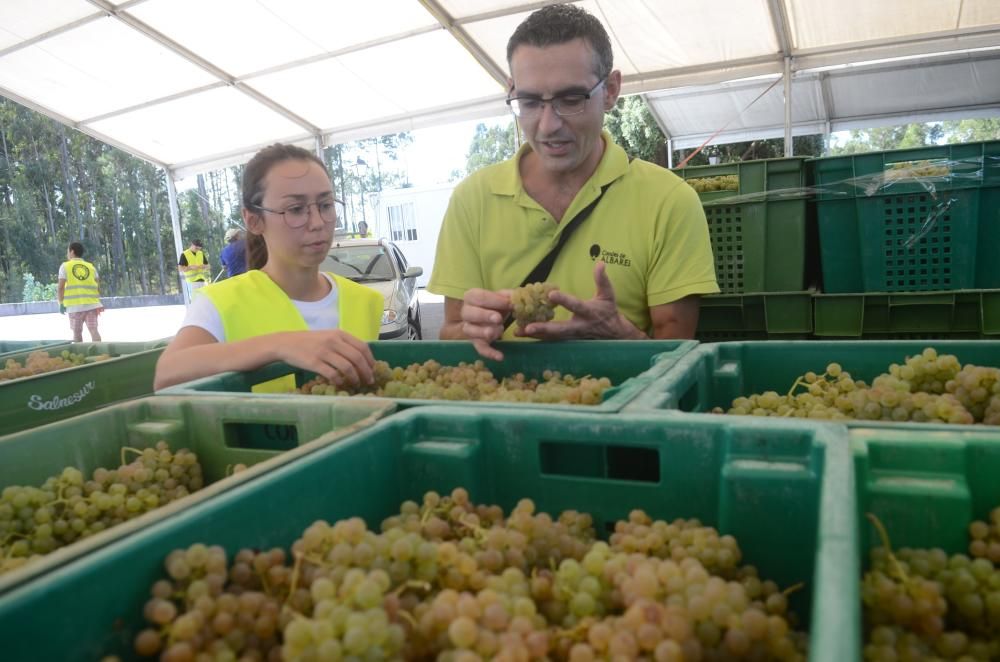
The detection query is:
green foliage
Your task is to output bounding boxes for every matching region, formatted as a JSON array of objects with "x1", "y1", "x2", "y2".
[
  {"x1": 942, "y1": 118, "x2": 1000, "y2": 143},
  {"x1": 829, "y1": 123, "x2": 944, "y2": 155},
  {"x1": 463, "y1": 122, "x2": 517, "y2": 176},
  {"x1": 604, "y1": 96, "x2": 667, "y2": 165},
  {"x1": 323, "y1": 135, "x2": 413, "y2": 231},
  {"x1": 21, "y1": 273, "x2": 57, "y2": 302},
  {"x1": 0, "y1": 96, "x2": 414, "y2": 302}
]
